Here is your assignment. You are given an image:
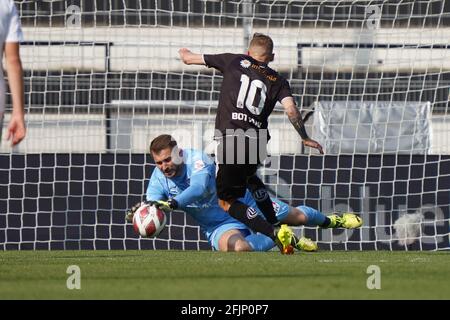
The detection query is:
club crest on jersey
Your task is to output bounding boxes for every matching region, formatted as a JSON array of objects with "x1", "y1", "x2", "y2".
[{"x1": 240, "y1": 59, "x2": 251, "y2": 69}]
